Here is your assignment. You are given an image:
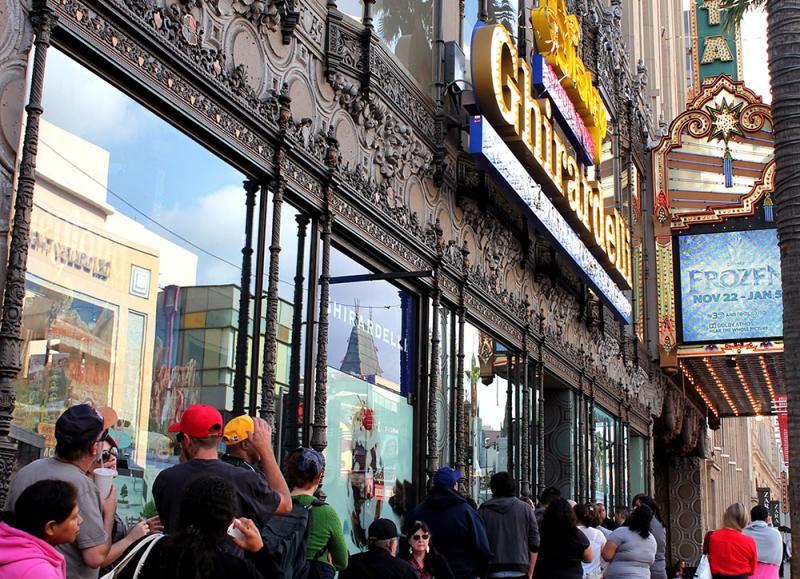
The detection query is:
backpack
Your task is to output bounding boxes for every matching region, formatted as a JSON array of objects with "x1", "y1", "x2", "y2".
[{"x1": 260, "y1": 498, "x2": 325, "y2": 579}]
